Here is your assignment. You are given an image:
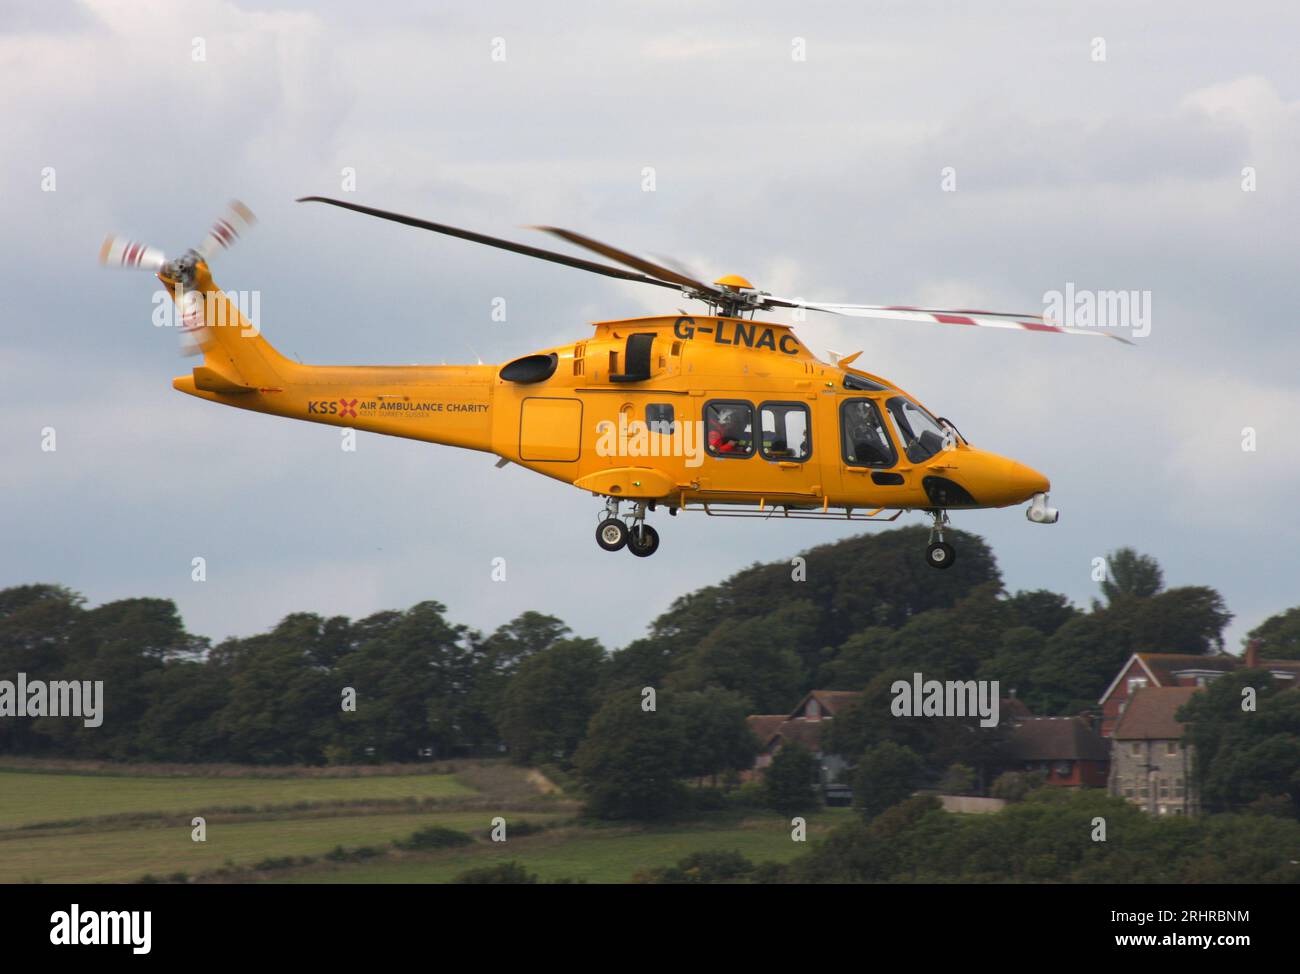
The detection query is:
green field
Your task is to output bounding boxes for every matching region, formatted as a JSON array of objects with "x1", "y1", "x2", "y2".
[
  {"x1": 0, "y1": 769, "x2": 474, "y2": 830},
  {"x1": 0, "y1": 762, "x2": 839, "y2": 884},
  {"x1": 290, "y1": 811, "x2": 849, "y2": 884},
  {"x1": 0, "y1": 810, "x2": 562, "y2": 884}
]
